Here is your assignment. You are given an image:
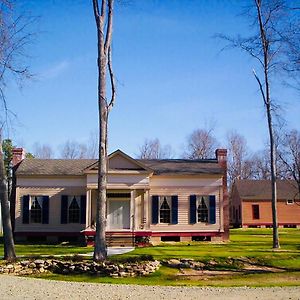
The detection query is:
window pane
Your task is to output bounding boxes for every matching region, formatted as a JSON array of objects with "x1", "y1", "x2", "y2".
[
  {"x1": 69, "y1": 196, "x2": 80, "y2": 223},
  {"x1": 159, "y1": 197, "x2": 171, "y2": 223},
  {"x1": 197, "y1": 196, "x2": 208, "y2": 223},
  {"x1": 252, "y1": 205, "x2": 260, "y2": 219},
  {"x1": 30, "y1": 197, "x2": 42, "y2": 223}
]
